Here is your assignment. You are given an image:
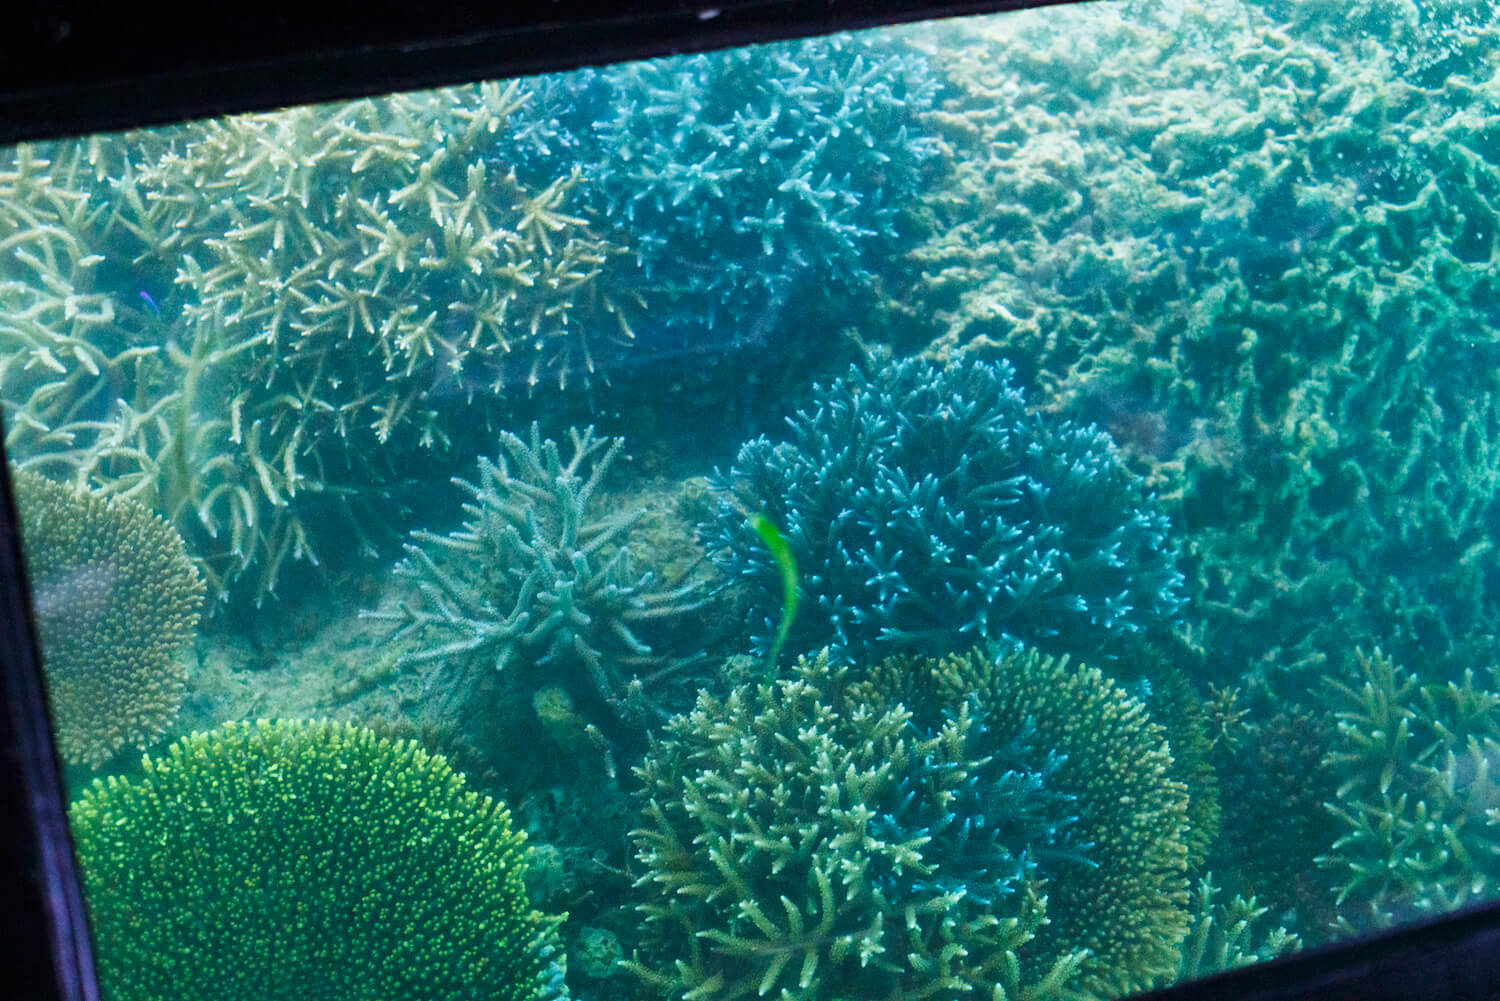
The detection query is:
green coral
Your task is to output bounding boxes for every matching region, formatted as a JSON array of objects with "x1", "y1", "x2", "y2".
[
  {"x1": 369, "y1": 424, "x2": 706, "y2": 721},
  {"x1": 630, "y1": 646, "x2": 1193, "y2": 1001},
  {"x1": 904, "y1": 1, "x2": 1500, "y2": 691},
  {"x1": 1173, "y1": 874, "x2": 1301, "y2": 983},
  {"x1": 70, "y1": 719, "x2": 566, "y2": 1001},
  {"x1": 629, "y1": 651, "x2": 1073, "y2": 1001},
  {"x1": 11, "y1": 466, "x2": 203, "y2": 767},
  {"x1": 1319, "y1": 649, "x2": 1500, "y2": 932}
]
